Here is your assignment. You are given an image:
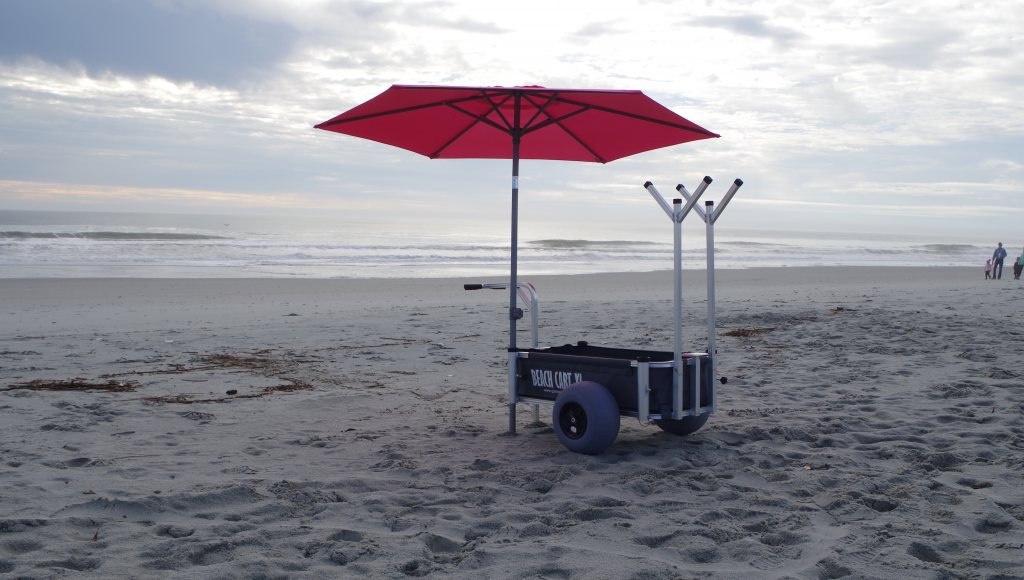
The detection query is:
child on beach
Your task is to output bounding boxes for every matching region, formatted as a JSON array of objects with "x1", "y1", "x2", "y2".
[{"x1": 985, "y1": 259, "x2": 993, "y2": 279}]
